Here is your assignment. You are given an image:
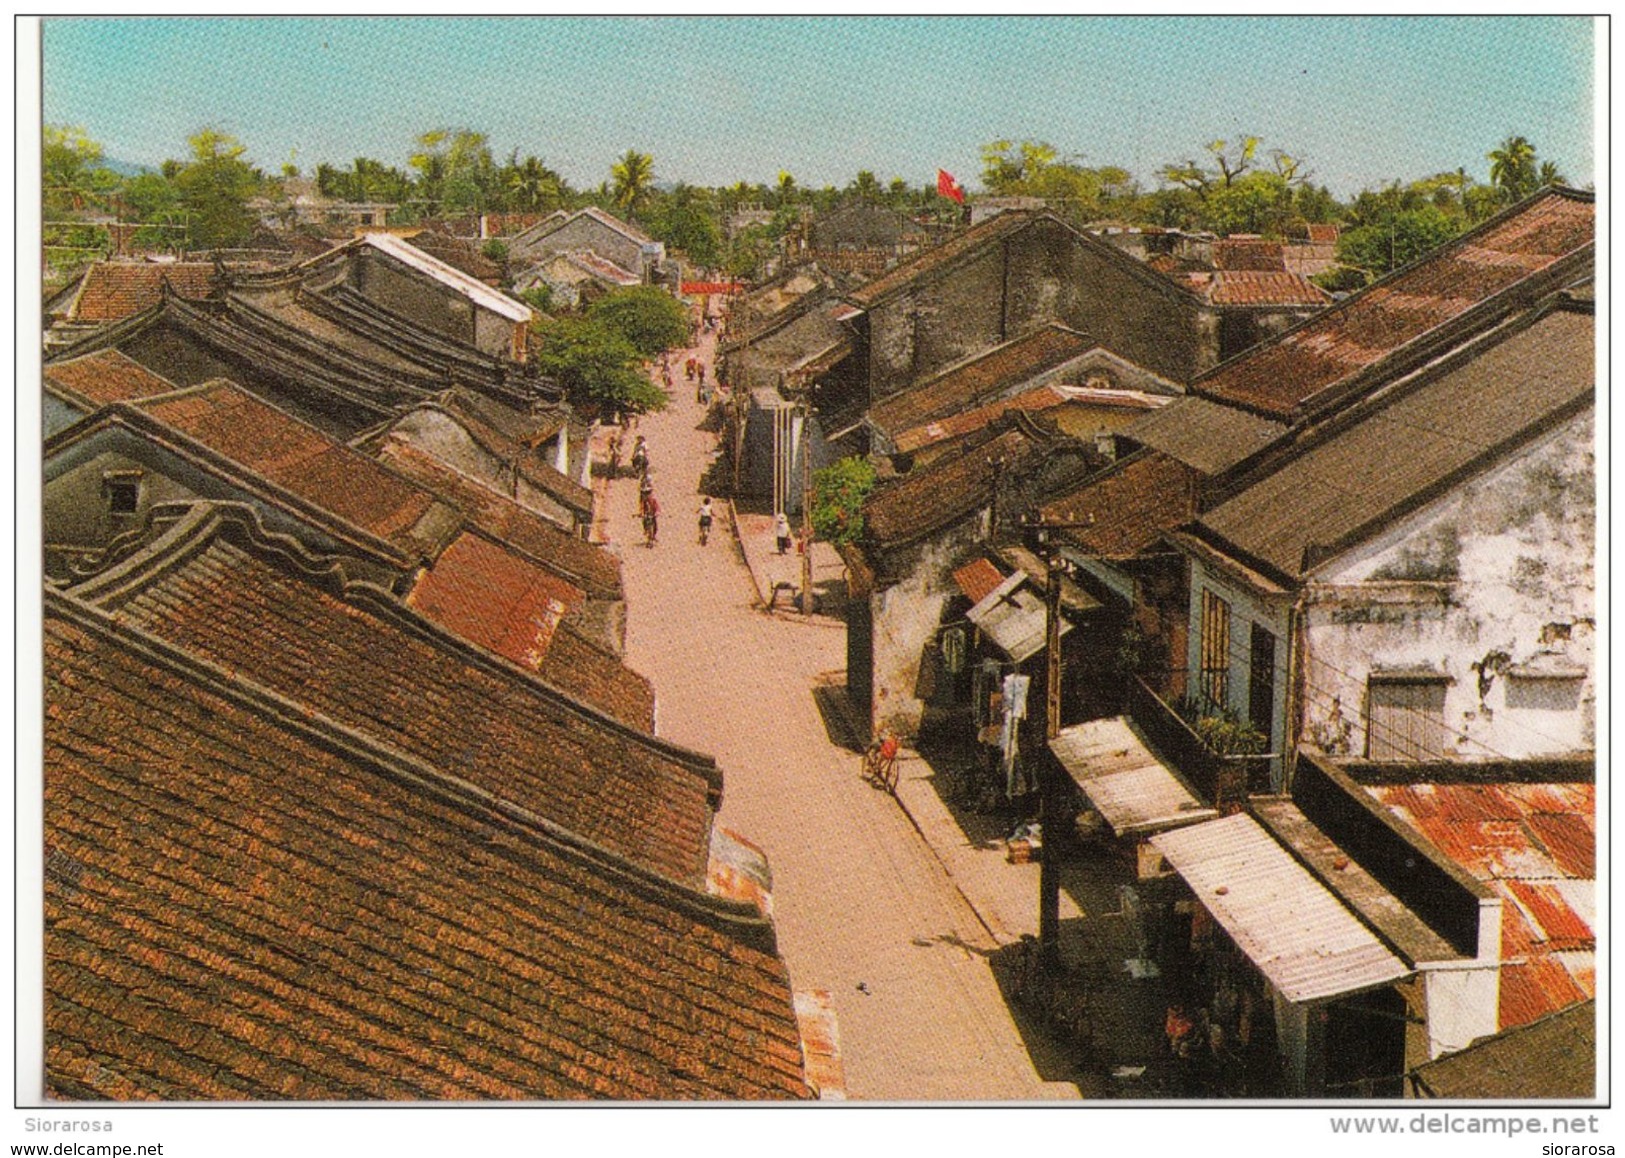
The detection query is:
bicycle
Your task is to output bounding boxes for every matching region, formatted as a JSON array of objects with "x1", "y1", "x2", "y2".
[{"x1": 862, "y1": 731, "x2": 900, "y2": 793}]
